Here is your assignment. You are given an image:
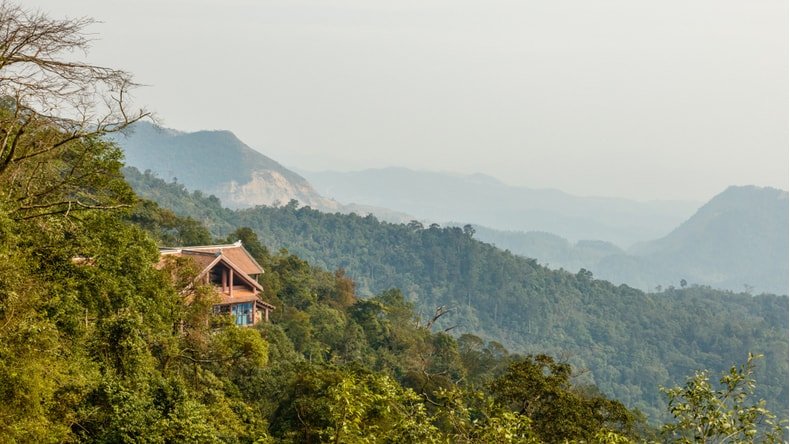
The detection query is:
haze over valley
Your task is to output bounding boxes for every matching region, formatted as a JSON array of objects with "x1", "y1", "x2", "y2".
[{"x1": 301, "y1": 167, "x2": 702, "y2": 247}]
